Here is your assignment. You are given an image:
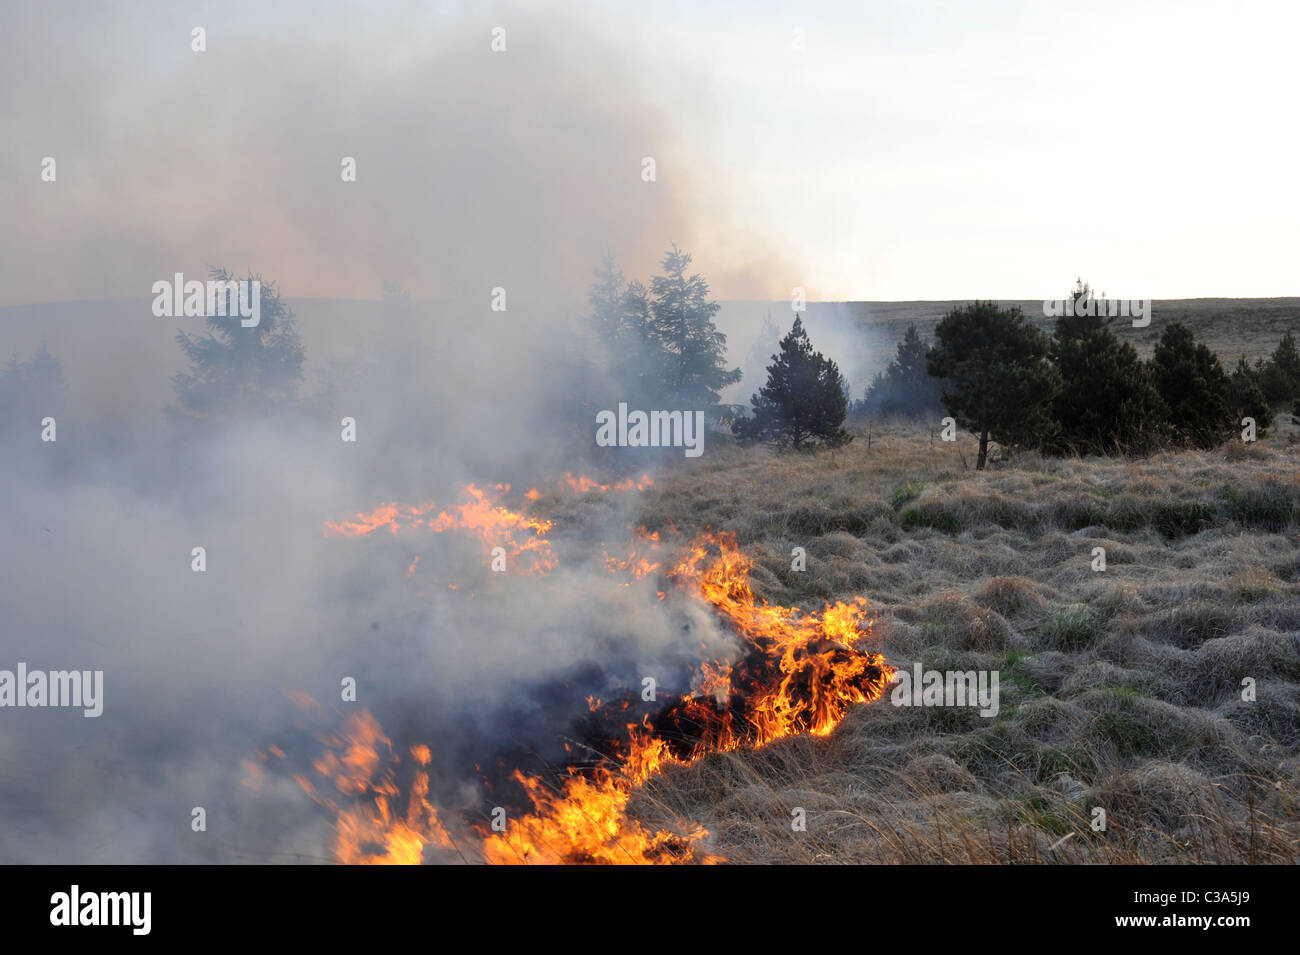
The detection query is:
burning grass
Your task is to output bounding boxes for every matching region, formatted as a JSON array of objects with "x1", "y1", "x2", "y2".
[
  {"x1": 257, "y1": 478, "x2": 895, "y2": 864},
  {"x1": 476, "y1": 531, "x2": 893, "y2": 865},
  {"x1": 256, "y1": 426, "x2": 1300, "y2": 864}
]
